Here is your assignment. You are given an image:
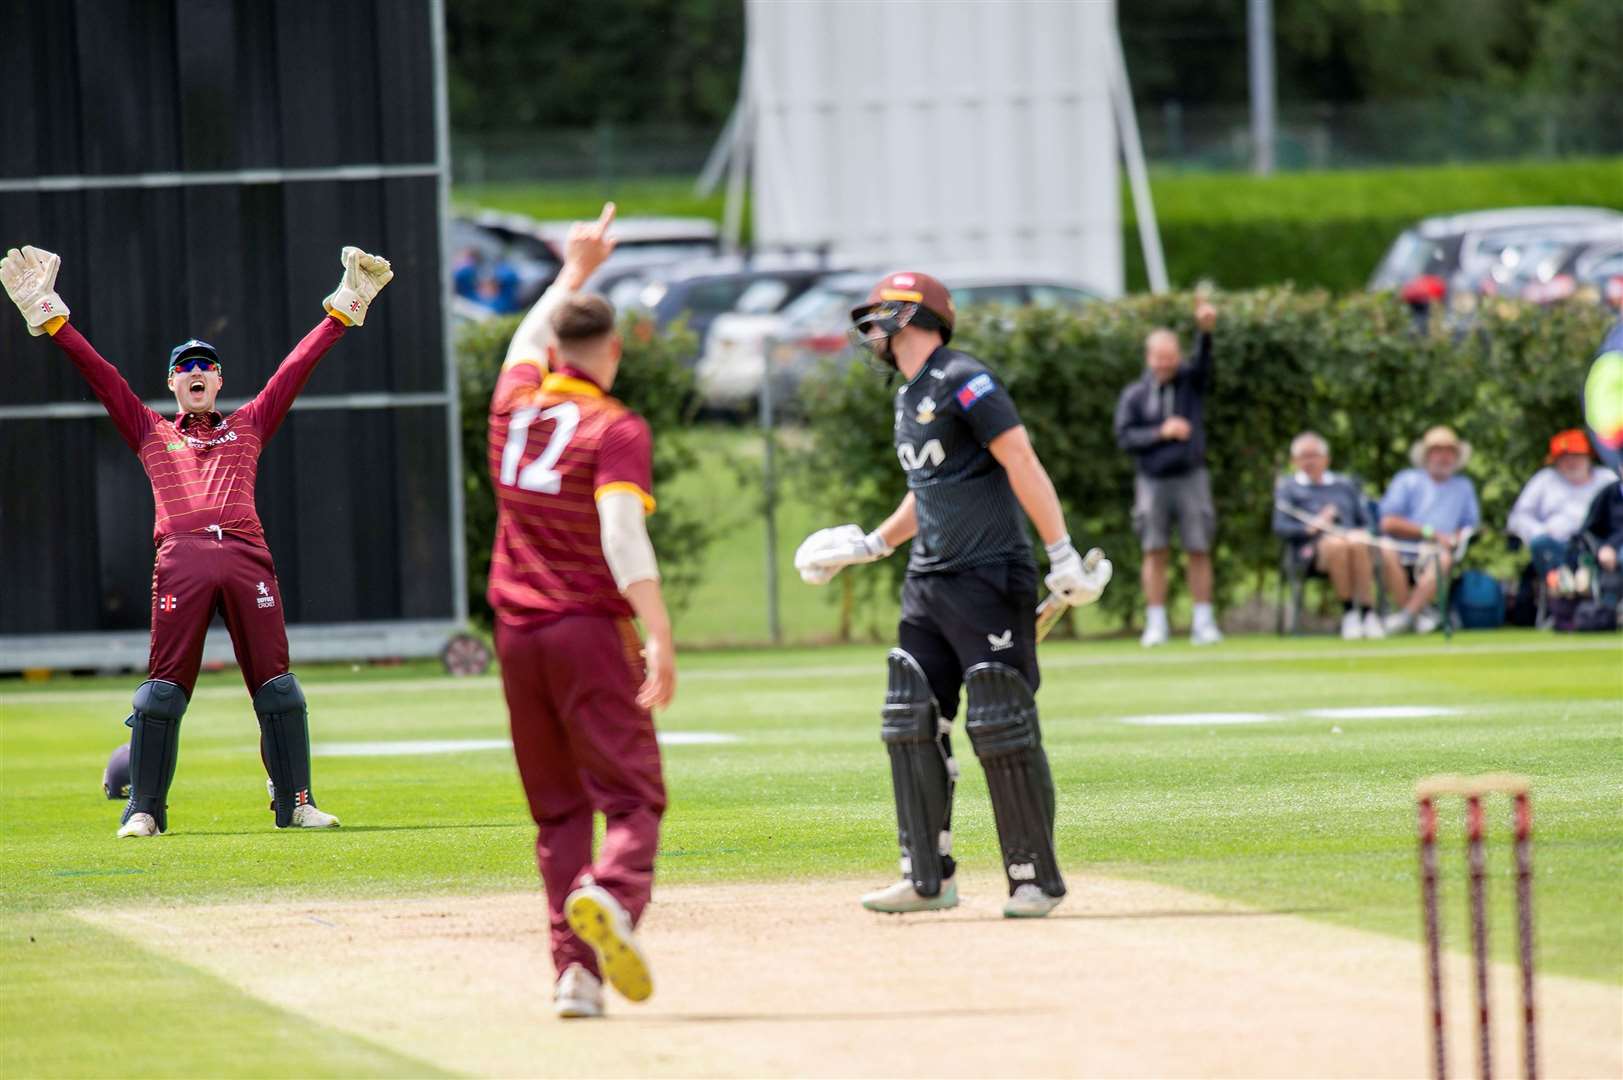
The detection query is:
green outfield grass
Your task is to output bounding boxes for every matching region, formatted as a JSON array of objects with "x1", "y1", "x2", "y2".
[{"x1": 2, "y1": 632, "x2": 1620, "y2": 1074}]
